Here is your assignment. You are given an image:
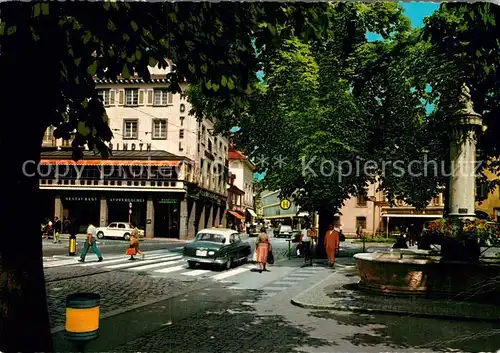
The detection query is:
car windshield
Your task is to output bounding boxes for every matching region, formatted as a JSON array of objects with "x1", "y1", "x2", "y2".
[
  {"x1": 280, "y1": 226, "x2": 292, "y2": 231},
  {"x1": 195, "y1": 233, "x2": 225, "y2": 243}
]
